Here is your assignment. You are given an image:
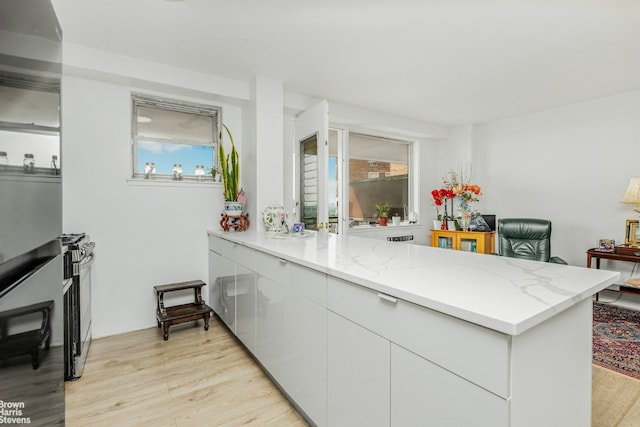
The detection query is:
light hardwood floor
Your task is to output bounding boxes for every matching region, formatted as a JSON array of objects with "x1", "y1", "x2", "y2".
[
  {"x1": 66, "y1": 316, "x2": 640, "y2": 427},
  {"x1": 65, "y1": 317, "x2": 308, "y2": 426}
]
